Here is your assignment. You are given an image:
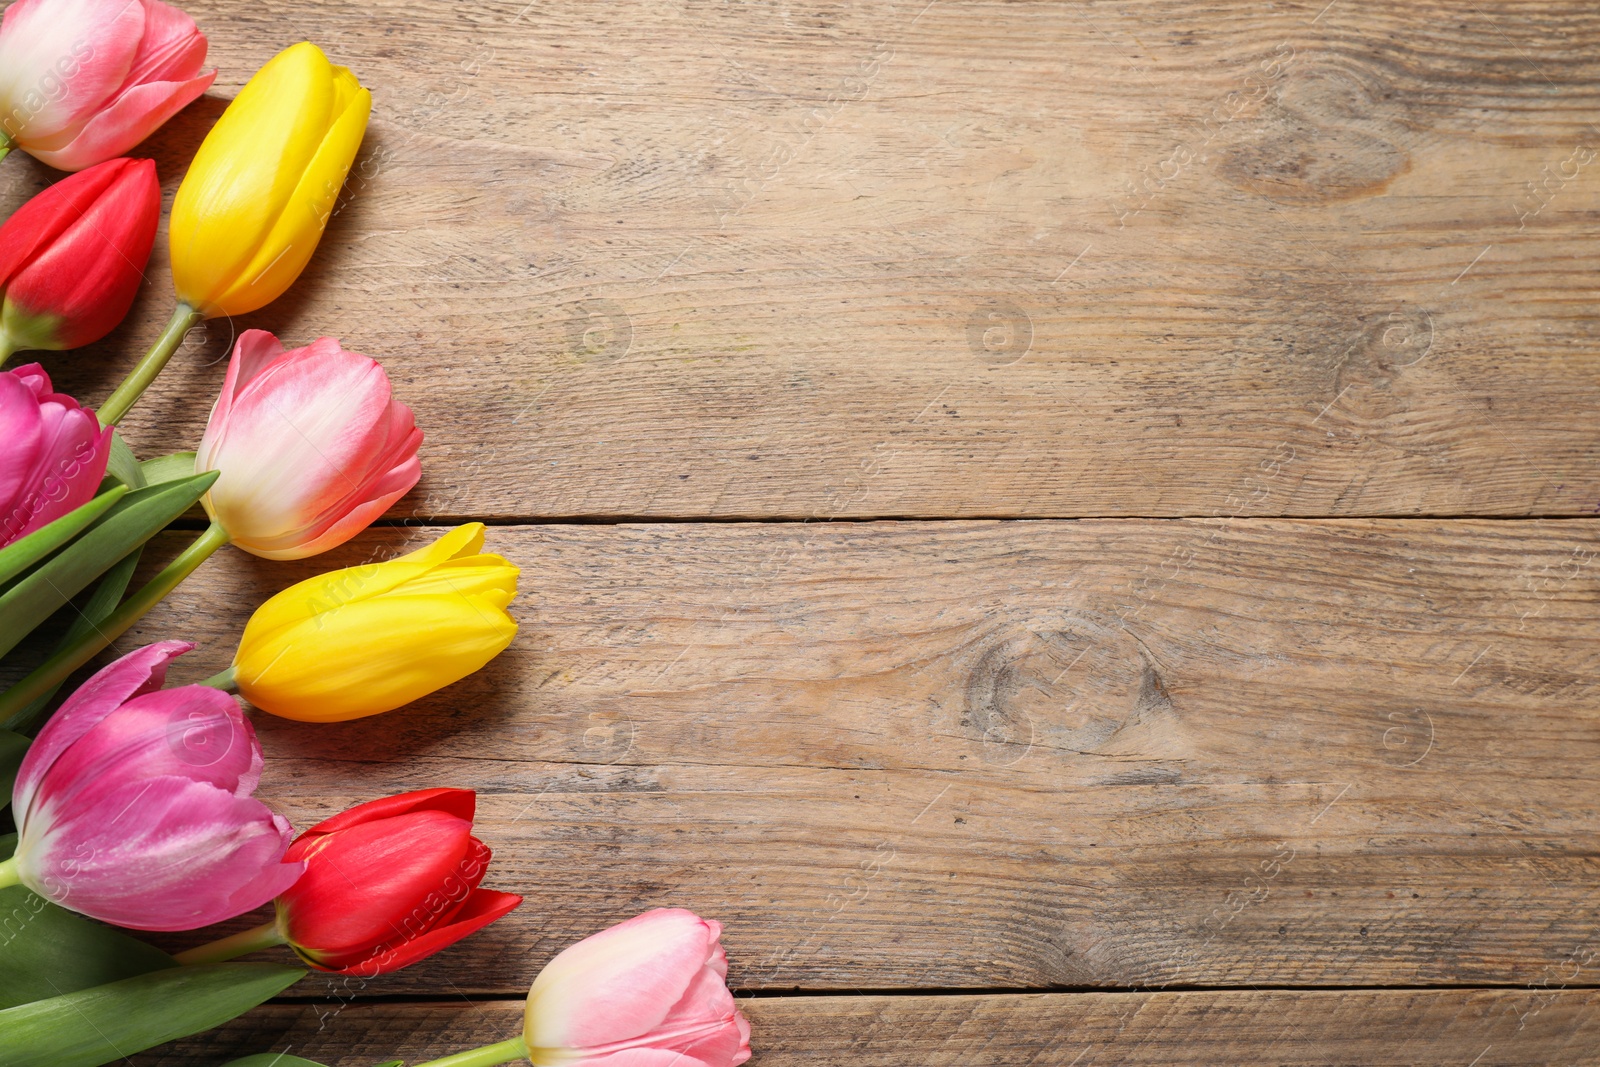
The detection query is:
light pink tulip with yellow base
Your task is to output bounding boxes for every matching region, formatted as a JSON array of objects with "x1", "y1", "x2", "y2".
[{"x1": 98, "y1": 41, "x2": 371, "y2": 427}]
